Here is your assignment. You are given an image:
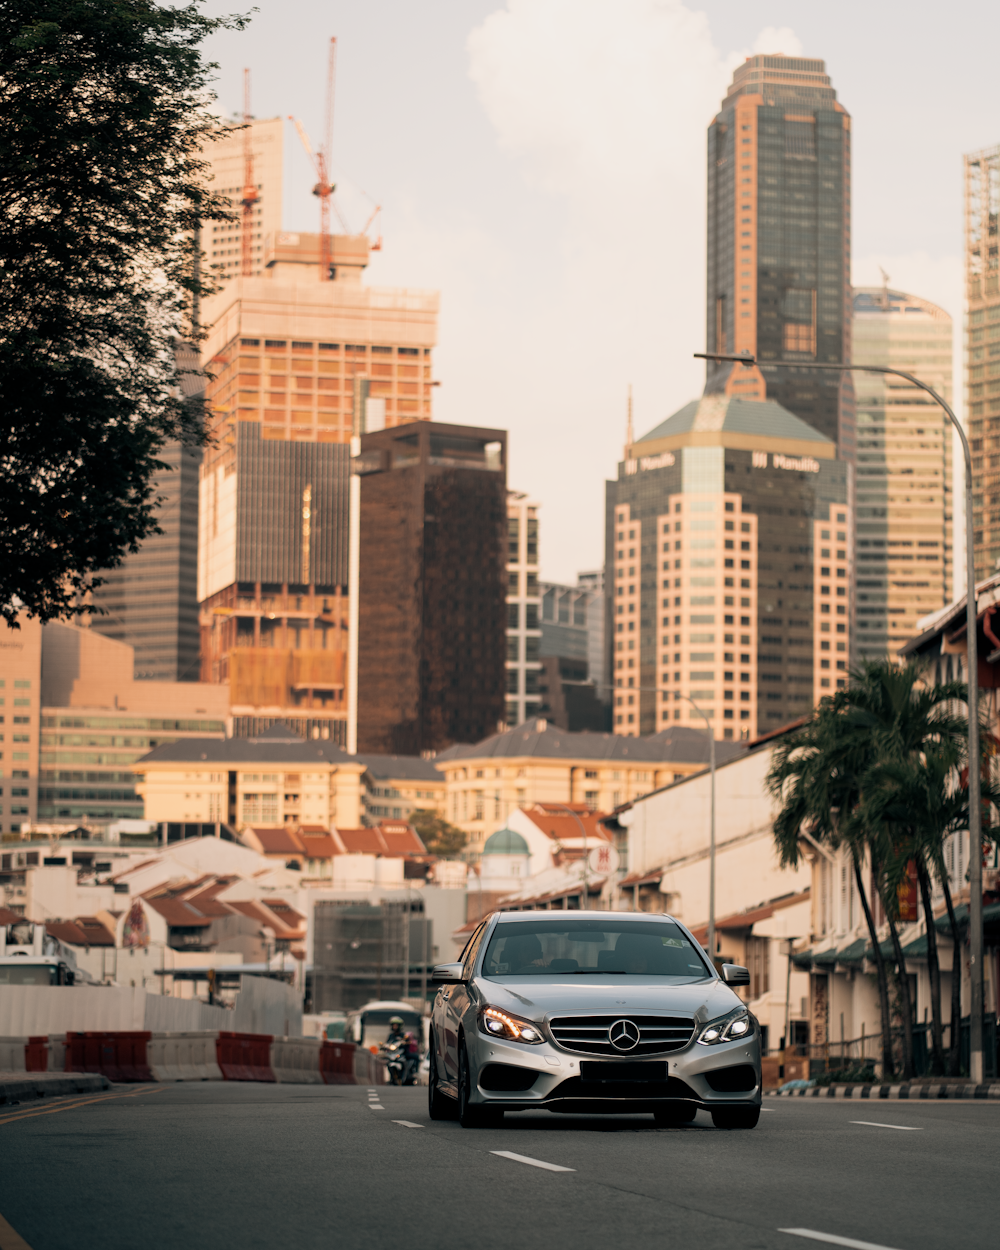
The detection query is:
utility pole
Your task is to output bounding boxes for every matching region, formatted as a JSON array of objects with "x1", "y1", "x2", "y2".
[{"x1": 680, "y1": 695, "x2": 715, "y2": 962}]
